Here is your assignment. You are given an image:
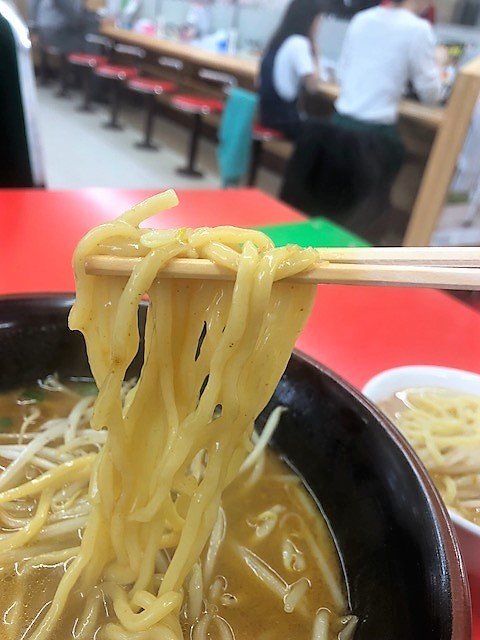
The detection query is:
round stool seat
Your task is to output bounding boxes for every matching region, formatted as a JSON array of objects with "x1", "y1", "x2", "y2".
[
  {"x1": 171, "y1": 95, "x2": 224, "y2": 115},
  {"x1": 128, "y1": 78, "x2": 177, "y2": 151},
  {"x1": 128, "y1": 78, "x2": 176, "y2": 95},
  {"x1": 252, "y1": 124, "x2": 284, "y2": 142},
  {"x1": 68, "y1": 53, "x2": 108, "y2": 112},
  {"x1": 68, "y1": 53, "x2": 107, "y2": 68},
  {"x1": 95, "y1": 64, "x2": 137, "y2": 81},
  {"x1": 96, "y1": 64, "x2": 137, "y2": 130}
]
